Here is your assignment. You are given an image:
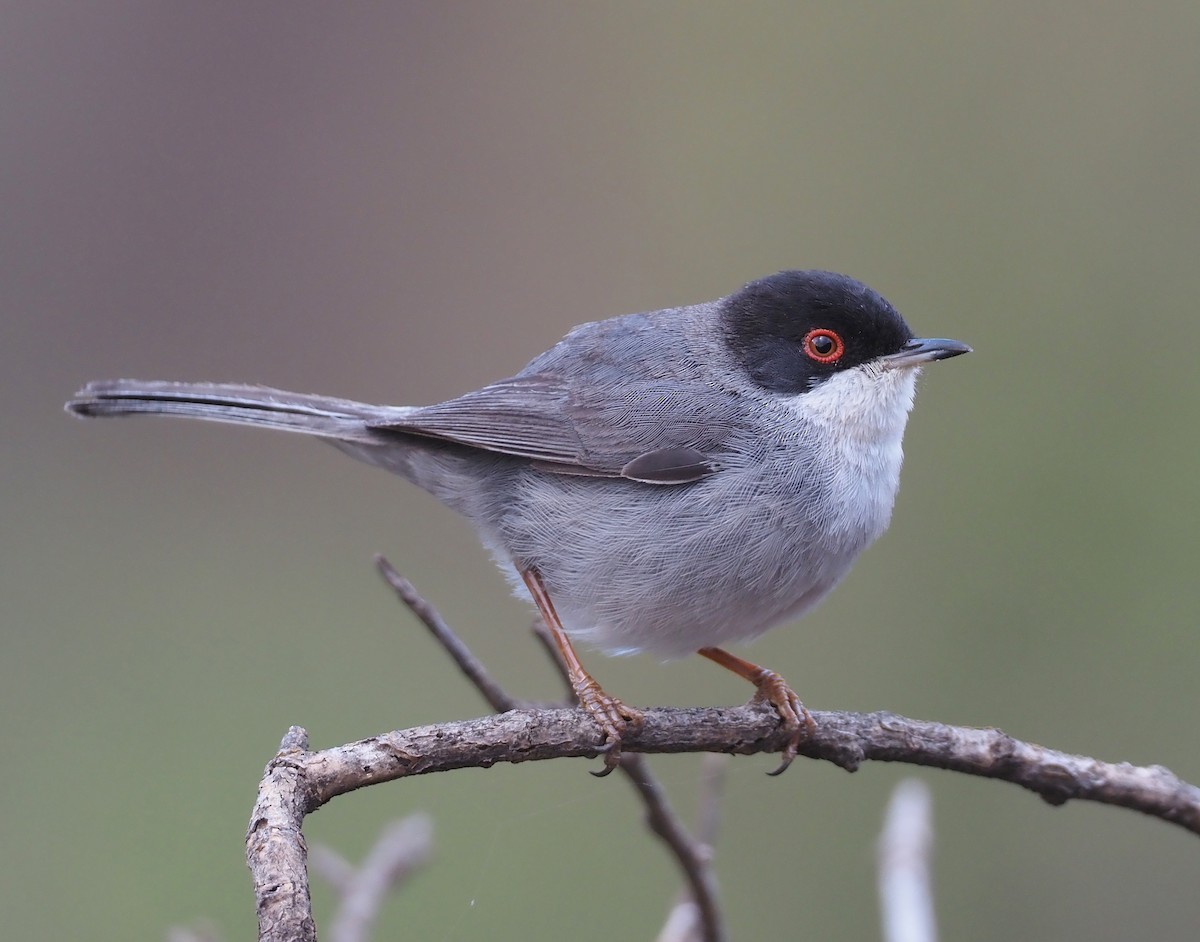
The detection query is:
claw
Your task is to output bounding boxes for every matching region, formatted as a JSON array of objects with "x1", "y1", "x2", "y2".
[
  {"x1": 576, "y1": 679, "x2": 644, "y2": 774},
  {"x1": 754, "y1": 669, "x2": 815, "y2": 775},
  {"x1": 697, "y1": 646, "x2": 815, "y2": 774}
]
